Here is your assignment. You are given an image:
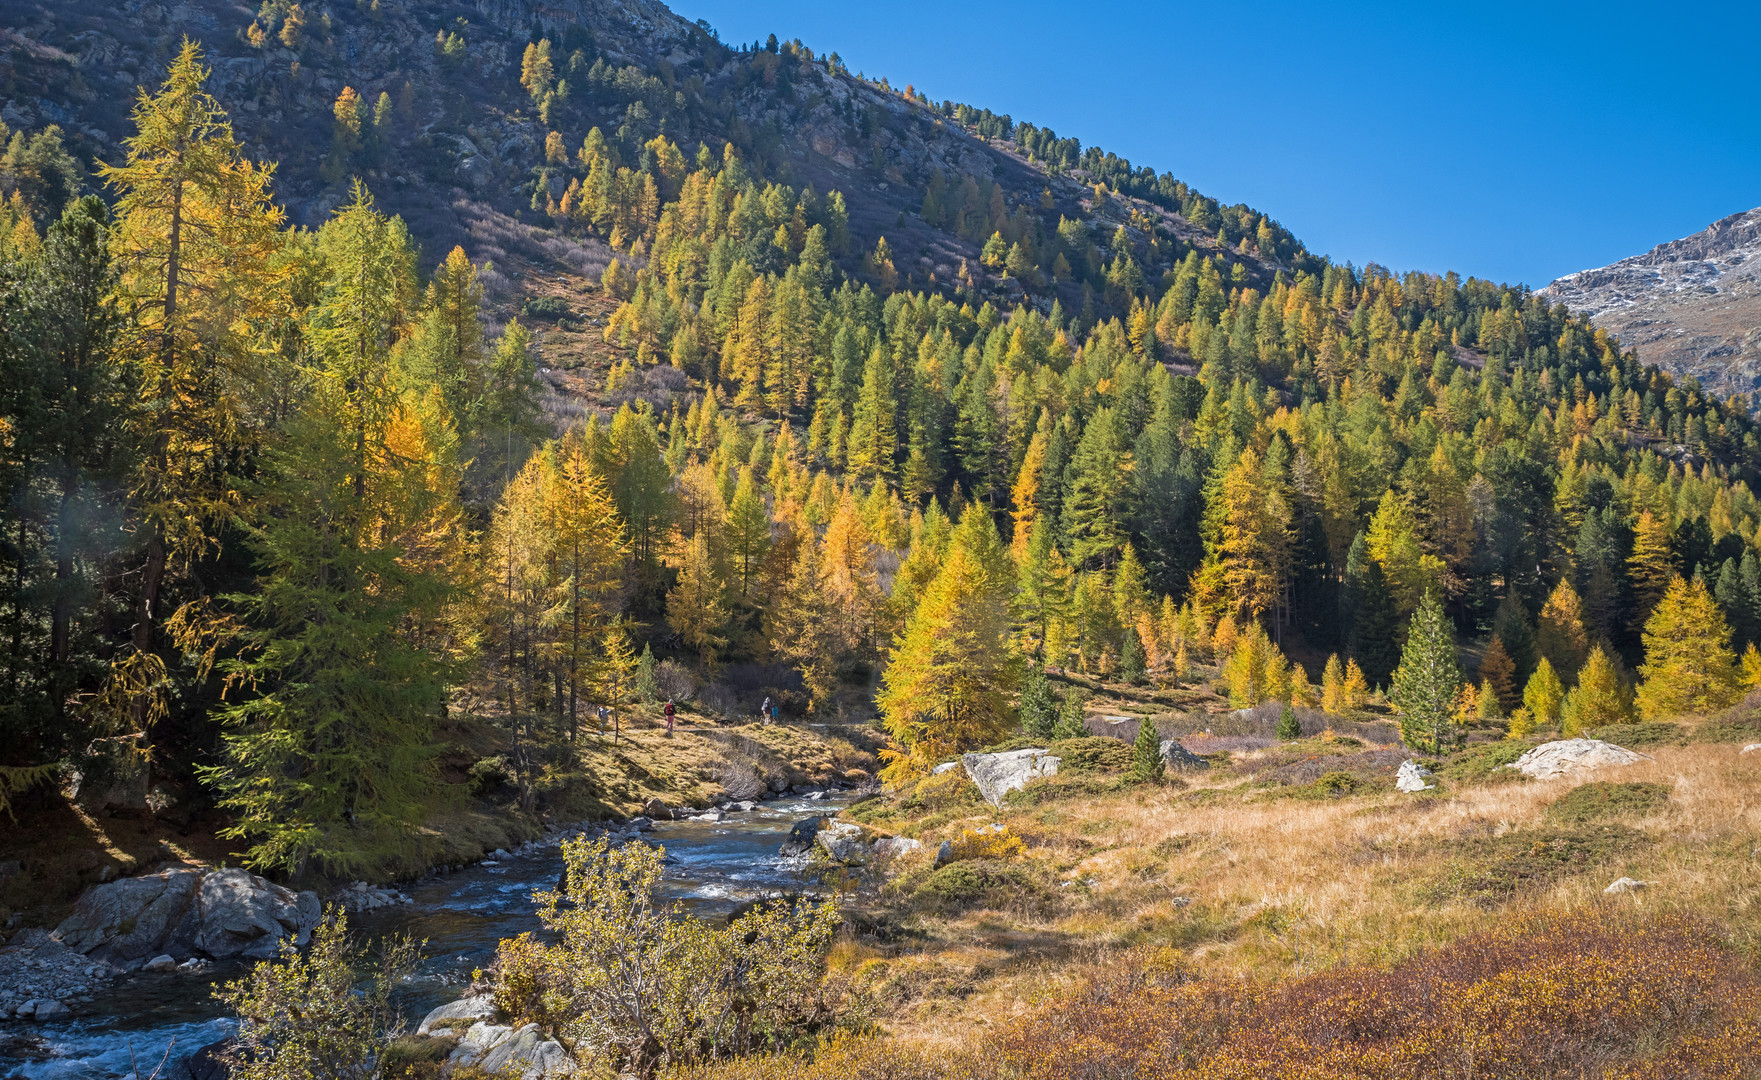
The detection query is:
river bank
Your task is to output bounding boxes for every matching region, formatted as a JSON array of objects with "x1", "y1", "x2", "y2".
[
  {"x1": 0, "y1": 717, "x2": 882, "y2": 935},
  {"x1": 0, "y1": 788, "x2": 859, "y2": 1079}
]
